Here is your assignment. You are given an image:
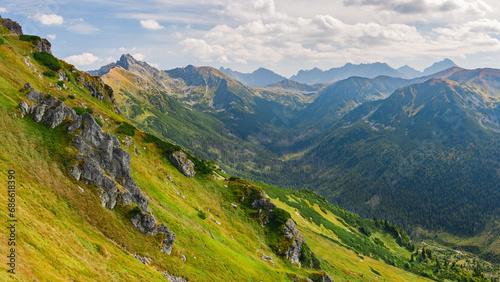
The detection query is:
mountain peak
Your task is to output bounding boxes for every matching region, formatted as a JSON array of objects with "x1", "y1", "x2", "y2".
[
  {"x1": 117, "y1": 53, "x2": 138, "y2": 69},
  {"x1": 423, "y1": 58, "x2": 457, "y2": 75}
]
